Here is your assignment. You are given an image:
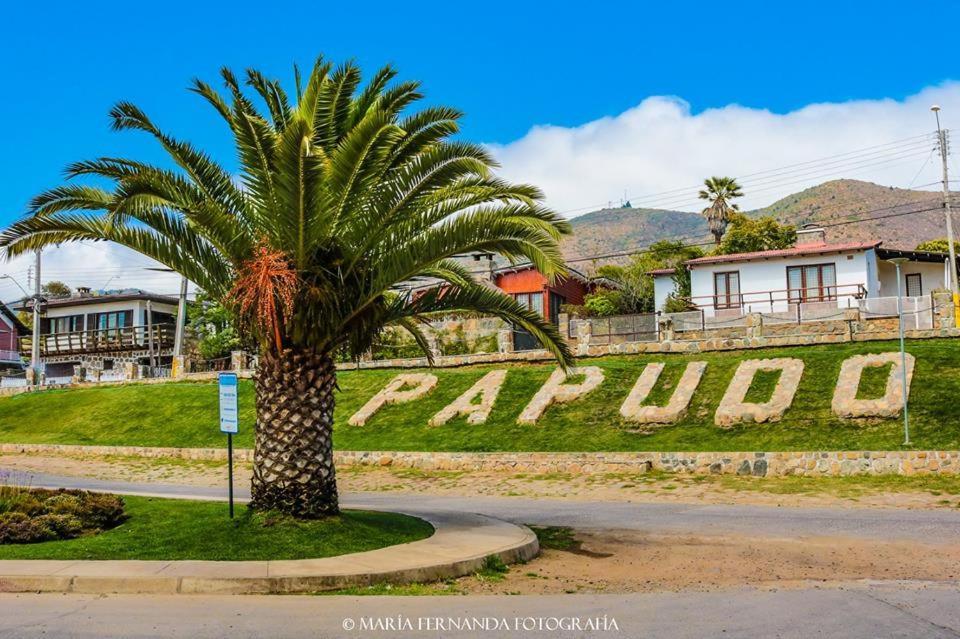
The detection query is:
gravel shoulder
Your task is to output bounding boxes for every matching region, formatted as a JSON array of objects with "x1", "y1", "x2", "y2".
[{"x1": 3, "y1": 450, "x2": 960, "y2": 511}]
